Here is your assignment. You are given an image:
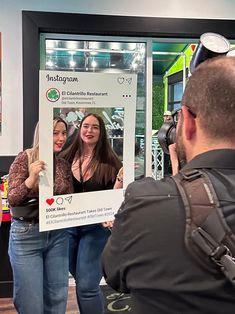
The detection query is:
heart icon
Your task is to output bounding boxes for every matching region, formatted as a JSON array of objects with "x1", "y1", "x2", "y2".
[
  {"x1": 46, "y1": 198, "x2": 54, "y2": 206},
  {"x1": 126, "y1": 78, "x2": 132, "y2": 84},
  {"x1": 117, "y1": 77, "x2": 125, "y2": 84}
]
